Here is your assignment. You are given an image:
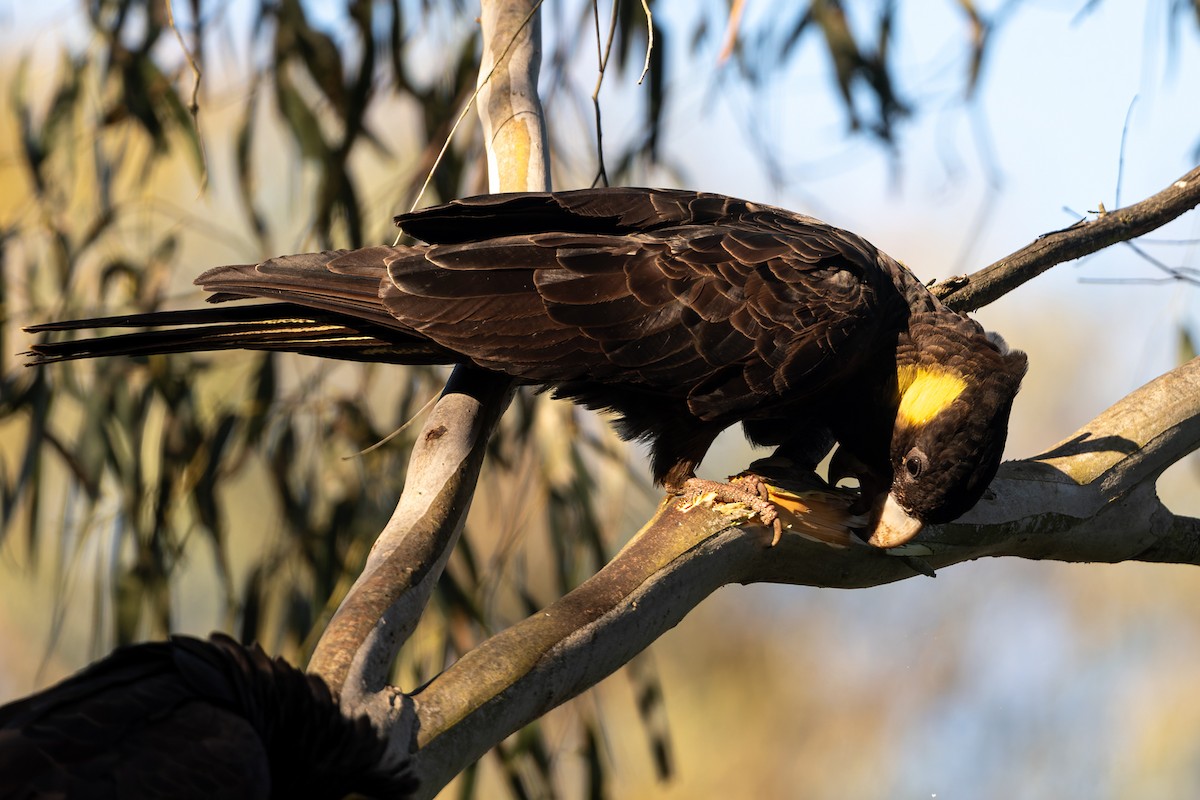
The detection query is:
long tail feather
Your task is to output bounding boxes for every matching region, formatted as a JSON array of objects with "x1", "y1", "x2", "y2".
[{"x1": 24, "y1": 302, "x2": 457, "y2": 366}]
